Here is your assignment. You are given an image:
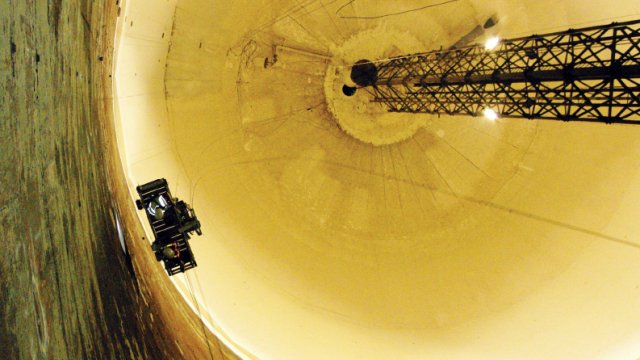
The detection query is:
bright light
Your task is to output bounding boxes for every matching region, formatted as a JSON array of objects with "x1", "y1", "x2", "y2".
[
  {"x1": 483, "y1": 107, "x2": 499, "y2": 121},
  {"x1": 485, "y1": 36, "x2": 500, "y2": 50}
]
